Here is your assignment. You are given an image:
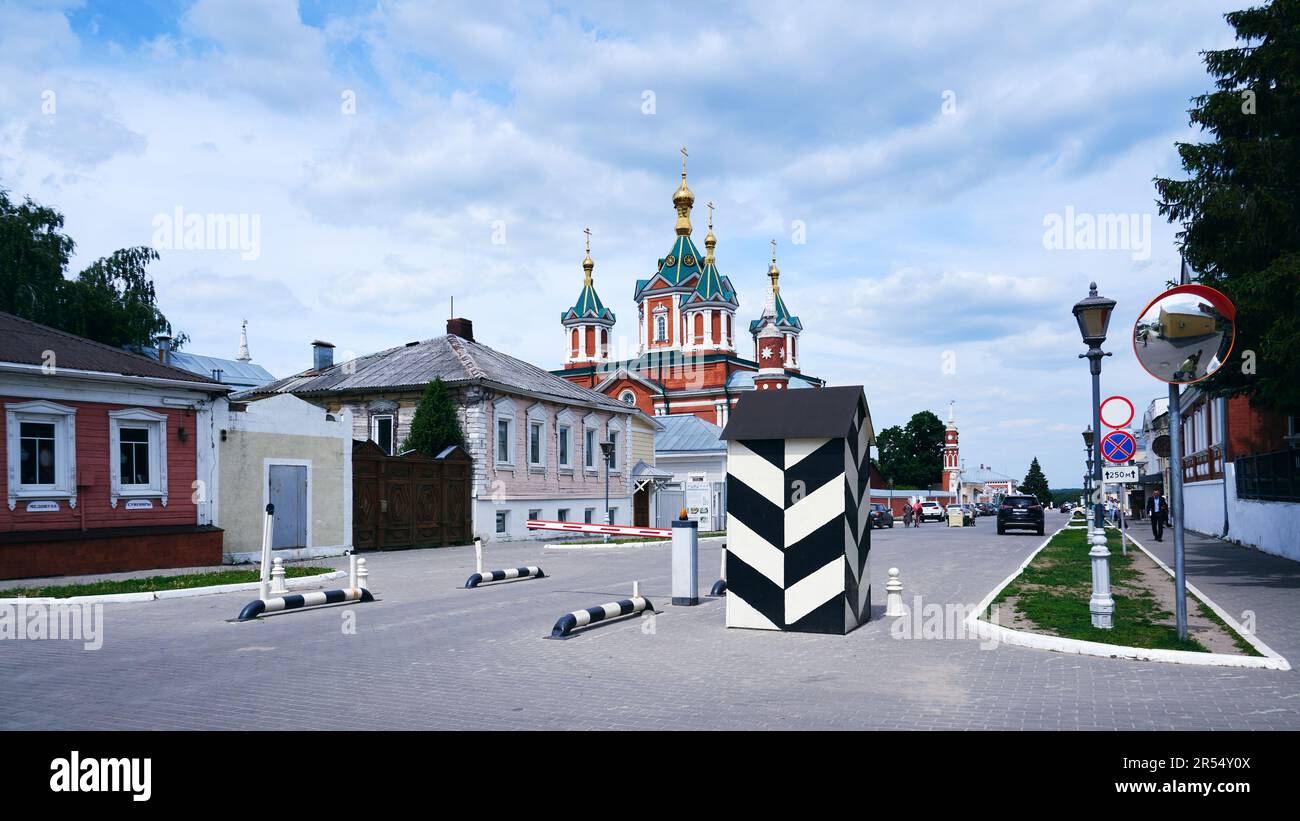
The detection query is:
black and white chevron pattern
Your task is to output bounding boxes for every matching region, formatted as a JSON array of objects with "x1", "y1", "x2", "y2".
[{"x1": 725, "y1": 403, "x2": 872, "y2": 634}]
